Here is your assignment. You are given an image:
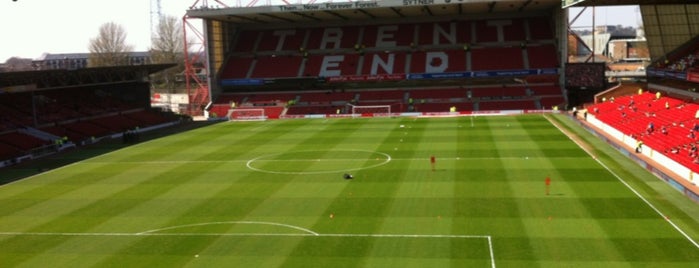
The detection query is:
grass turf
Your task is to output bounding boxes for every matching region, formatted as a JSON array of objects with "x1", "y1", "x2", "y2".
[{"x1": 0, "y1": 114, "x2": 697, "y2": 267}]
